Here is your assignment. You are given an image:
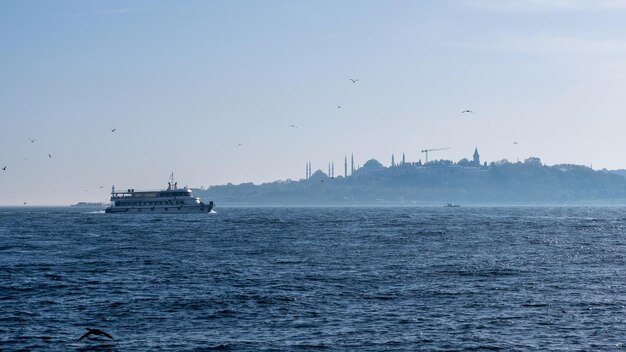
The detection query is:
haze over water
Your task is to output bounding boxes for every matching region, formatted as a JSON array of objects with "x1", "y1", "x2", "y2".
[
  {"x1": 4, "y1": 1, "x2": 626, "y2": 351},
  {"x1": 4, "y1": 1, "x2": 626, "y2": 204},
  {"x1": 3, "y1": 206, "x2": 626, "y2": 350}
]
